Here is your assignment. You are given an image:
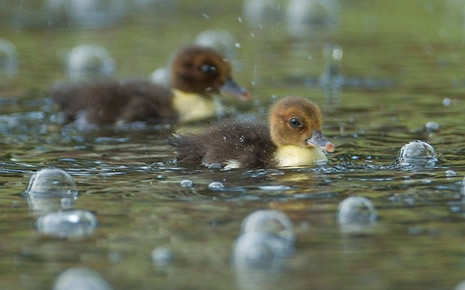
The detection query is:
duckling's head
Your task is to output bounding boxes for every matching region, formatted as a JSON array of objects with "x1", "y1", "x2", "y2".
[
  {"x1": 170, "y1": 46, "x2": 249, "y2": 100},
  {"x1": 269, "y1": 97, "x2": 335, "y2": 152}
]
